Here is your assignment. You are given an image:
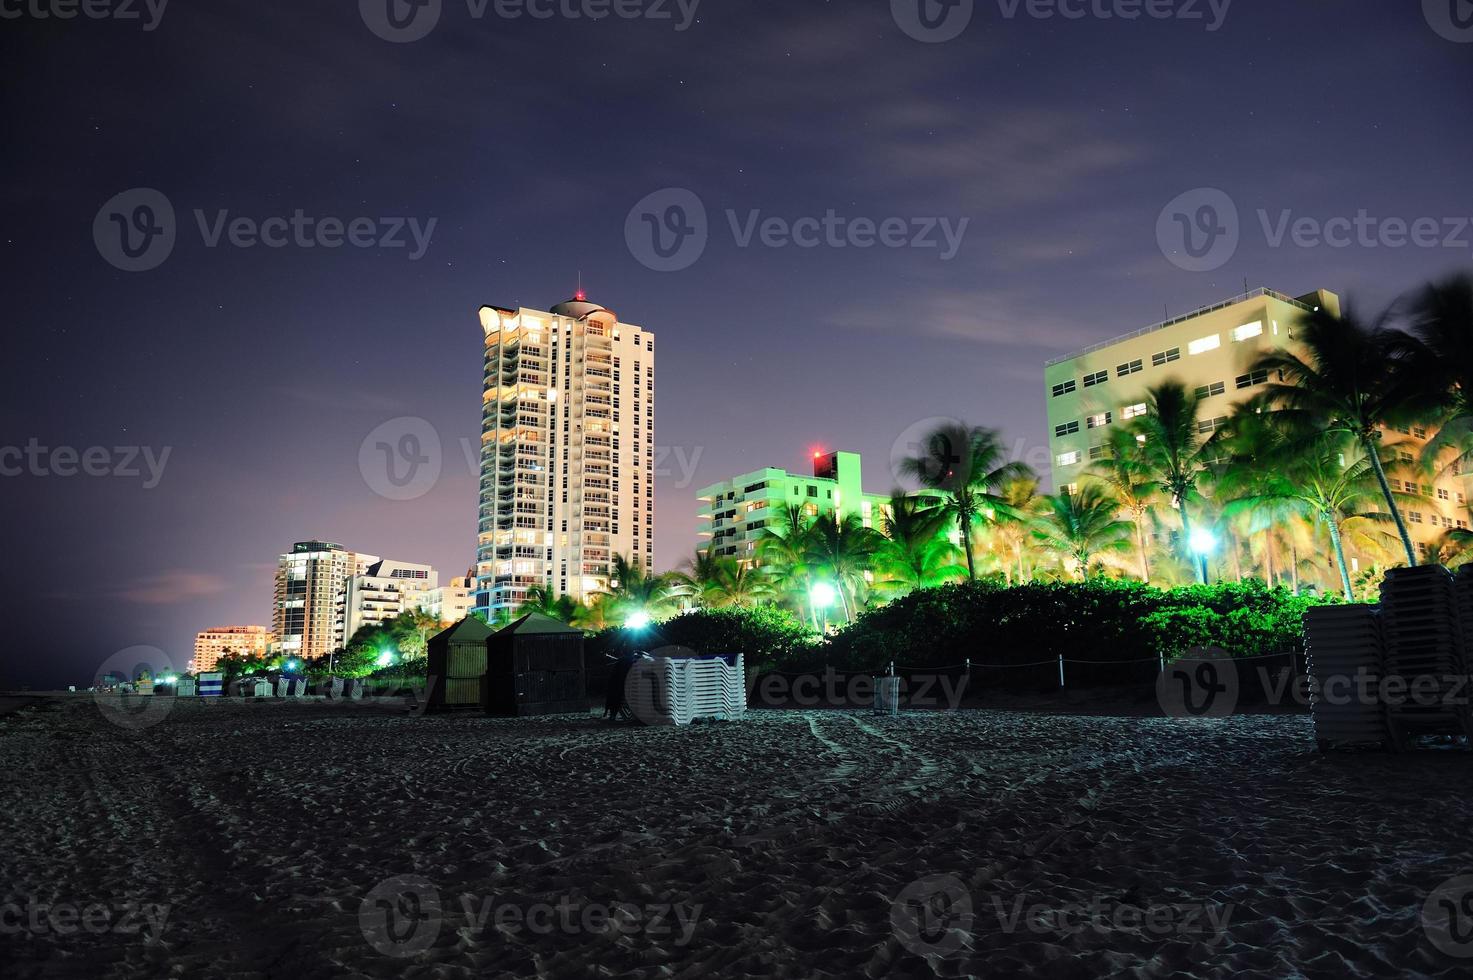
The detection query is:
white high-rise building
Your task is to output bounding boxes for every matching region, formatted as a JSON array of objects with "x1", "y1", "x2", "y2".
[
  {"x1": 339, "y1": 559, "x2": 437, "y2": 644},
  {"x1": 475, "y1": 294, "x2": 656, "y2": 618}
]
